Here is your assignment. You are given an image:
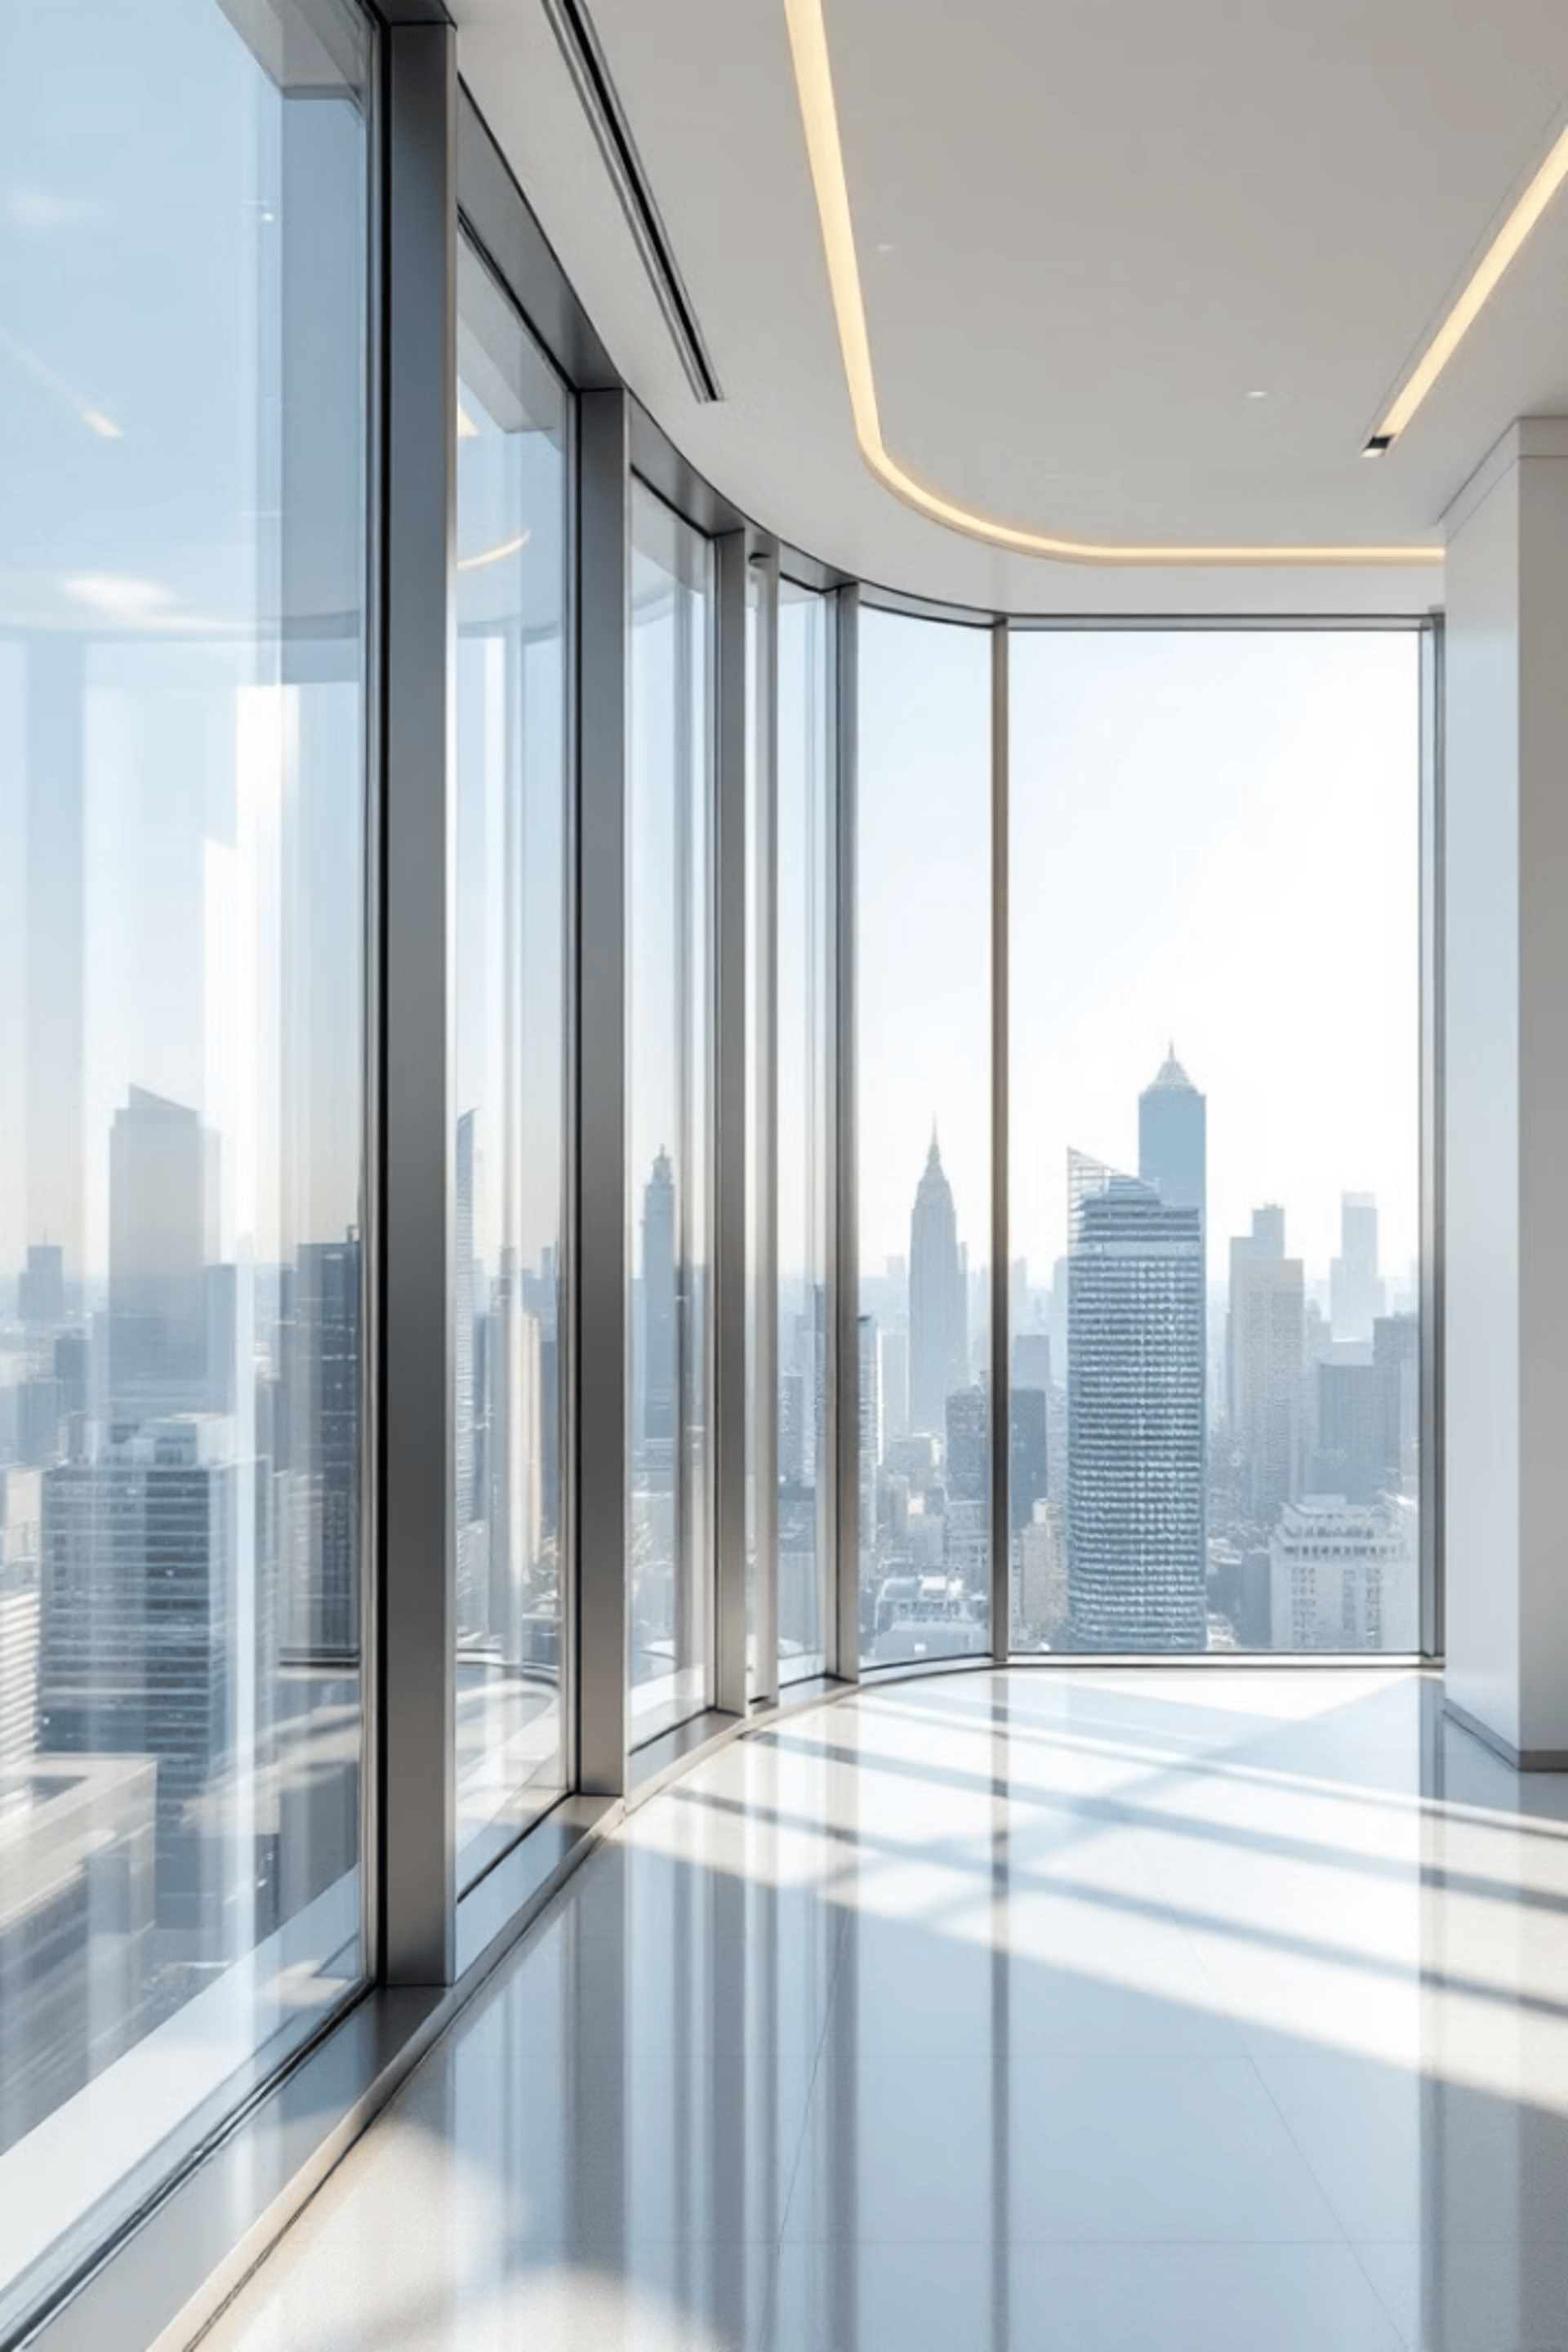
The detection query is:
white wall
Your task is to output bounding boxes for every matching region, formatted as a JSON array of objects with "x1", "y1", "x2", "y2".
[{"x1": 1443, "y1": 420, "x2": 1568, "y2": 1761}]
